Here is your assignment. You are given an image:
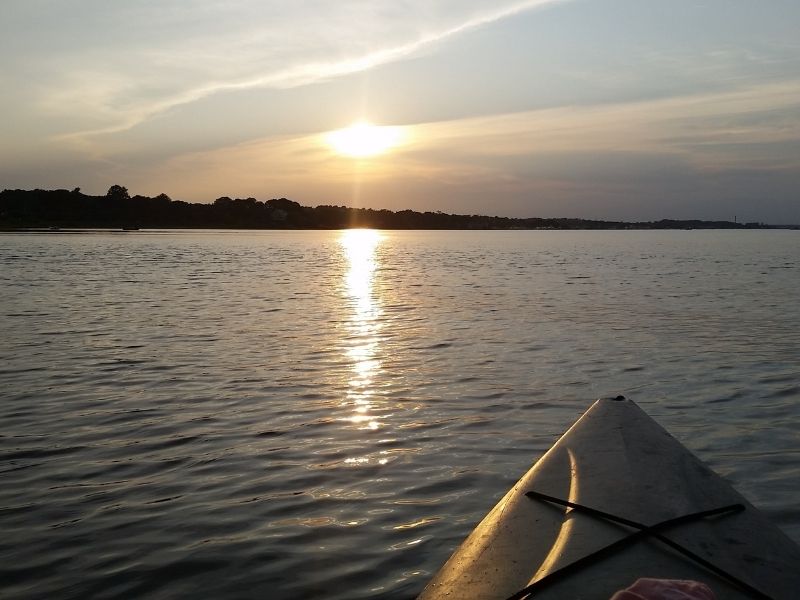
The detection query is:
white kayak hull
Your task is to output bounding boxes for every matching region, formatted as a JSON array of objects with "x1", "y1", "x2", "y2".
[{"x1": 419, "y1": 397, "x2": 800, "y2": 600}]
